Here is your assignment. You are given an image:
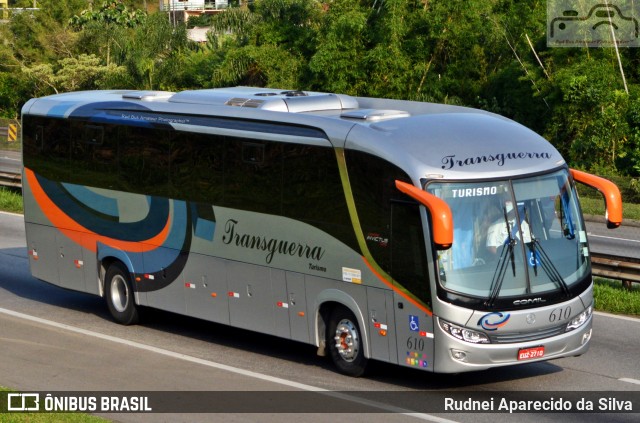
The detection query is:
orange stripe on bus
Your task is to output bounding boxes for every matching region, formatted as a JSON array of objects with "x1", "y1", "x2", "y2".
[
  {"x1": 361, "y1": 256, "x2": 433, "y2": 317},
  {"x1": 25, "y1": 168, "x2": 171, "y2": 253}
]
